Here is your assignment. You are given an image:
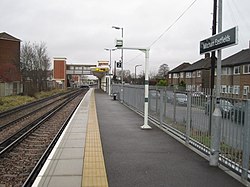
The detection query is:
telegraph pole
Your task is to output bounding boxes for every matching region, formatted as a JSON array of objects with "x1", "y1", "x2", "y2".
[
  {"x1": 211, "y1": 0, "x2": 217, "y2": 90},
  {"x1": 209, "y1": 0, "x2": 217, "y2": 134}
]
